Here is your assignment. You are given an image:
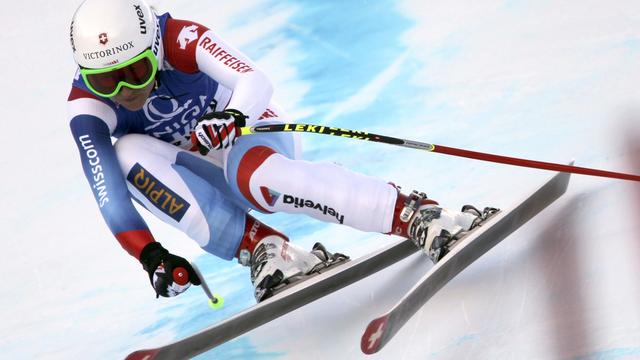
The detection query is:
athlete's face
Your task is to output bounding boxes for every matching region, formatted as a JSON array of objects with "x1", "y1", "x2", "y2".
[{"x1": 113, "y1": 80, "x2": 155, "y2": 111}]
